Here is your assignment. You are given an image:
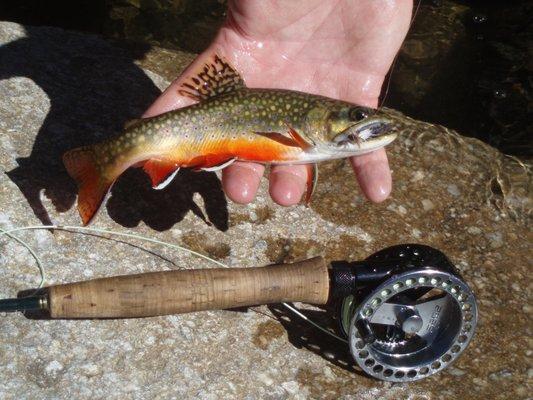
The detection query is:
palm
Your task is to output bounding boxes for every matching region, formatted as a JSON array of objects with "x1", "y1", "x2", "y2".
[
  {"x1": 146, "y1": 0, "x2": 412, "y2": 205},
  {"x1": 221, "y1": 0, "x2": 410, "y2": 106}
]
